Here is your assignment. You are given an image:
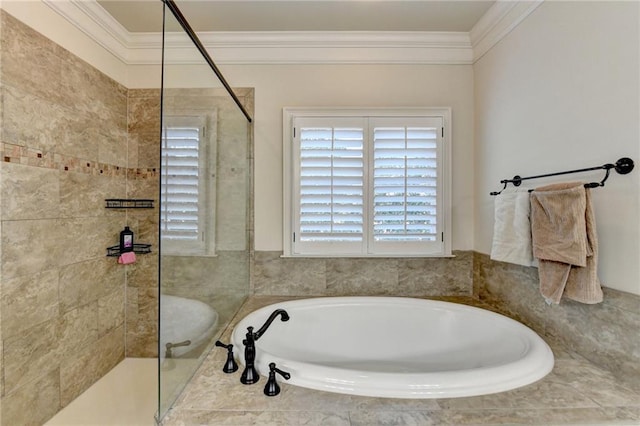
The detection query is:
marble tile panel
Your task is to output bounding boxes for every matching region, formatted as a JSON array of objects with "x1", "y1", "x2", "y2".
[
  {"x1": 59, "y1": 325, "x2": 125, "y2": 407},
  {"x1": 1, "y1": 269, "x2": 59, "y2": 338},
  {"x1": 252, "y1": 251, "x2": 326, "y2": 296},
  {"x1": 126, "y1": 286, "x2": 158, "y2": 358},
  {"x1": 217, "y1": 184, "x2": 248, "y2": 251},
  {"x1": 550, "y1": 358, "x2": 640, "y2": 407},
  {"x1": 57, "y1": 51, "x2": 127, "y2": 122},
  {"x1": 127, "y1": 252, "x2": 159, "y2": 289},
  {"x1": 437, "y1": 406, "x2": 640, "y2": 425},
  {"x1": 2, "y1": 318, "x2": 61, "y2": 393},
  {"x1": 59, "y1": 170, "x2": 126, "y2": 218},
  {"x1": 163, "y1": 410, "x2": 301, "y2": 426},
  {"x1": 160, "y1": 251, "x2": 248, "y2": 296},
  {"x1": 58, "y1": 216, "x2": 124, "y2": 267},
  {"x1": 97, "y1": 129, "x2": 129, "y2": 168},
  {"x1": 436, "y1": 379, "x2": 600, "y2": 411},
  {"x1": 1, "y1": 368, "x2": 60, "y2": 426},
  {"x1": 1, "y1": 161, "x2": 59, "y2": 220},
  {"x1": 128, "y1": 93, "x2": 161, "y2": 134},
  {"x1": 0, "y1": 12, "x2": 65, "y2": 105},
  {"x1": 98, "y1": 286, "x2": 125, "y2": 337},
  {"x1": 1, "y1": 218, "x2": 62, "y2": 279},
  {"x1": 349, "y1": 410, "x2": 438, "y2": 426},
  {"x1": 58, "y1": 302, "x2": 99, "y2": 352},
  {"x1": 326, "y1": 258, "x2": 398, "y2": 296},
  {"x1": 164, "y1": 410, "x2": 351, "y2": 426},
  {"x1": 397, "y1": 251, "x2": 472, "y2": 296},
  {"x1": 132, "y1": 130, "x2": 161, "y2": 169},
  {"x1": 59, "y1": 257, "x2": 124, "y2": 313}
]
